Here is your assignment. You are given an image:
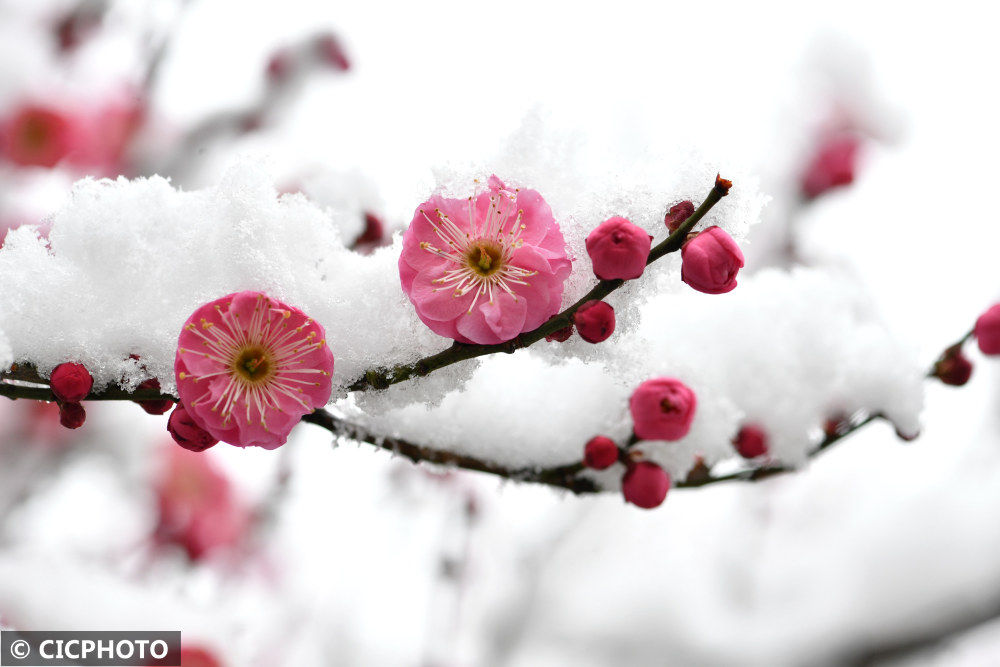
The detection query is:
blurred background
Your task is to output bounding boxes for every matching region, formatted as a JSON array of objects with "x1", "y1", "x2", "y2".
[{"x1": 2, "y1": 0, "x2": 1000, "y2": 665}]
